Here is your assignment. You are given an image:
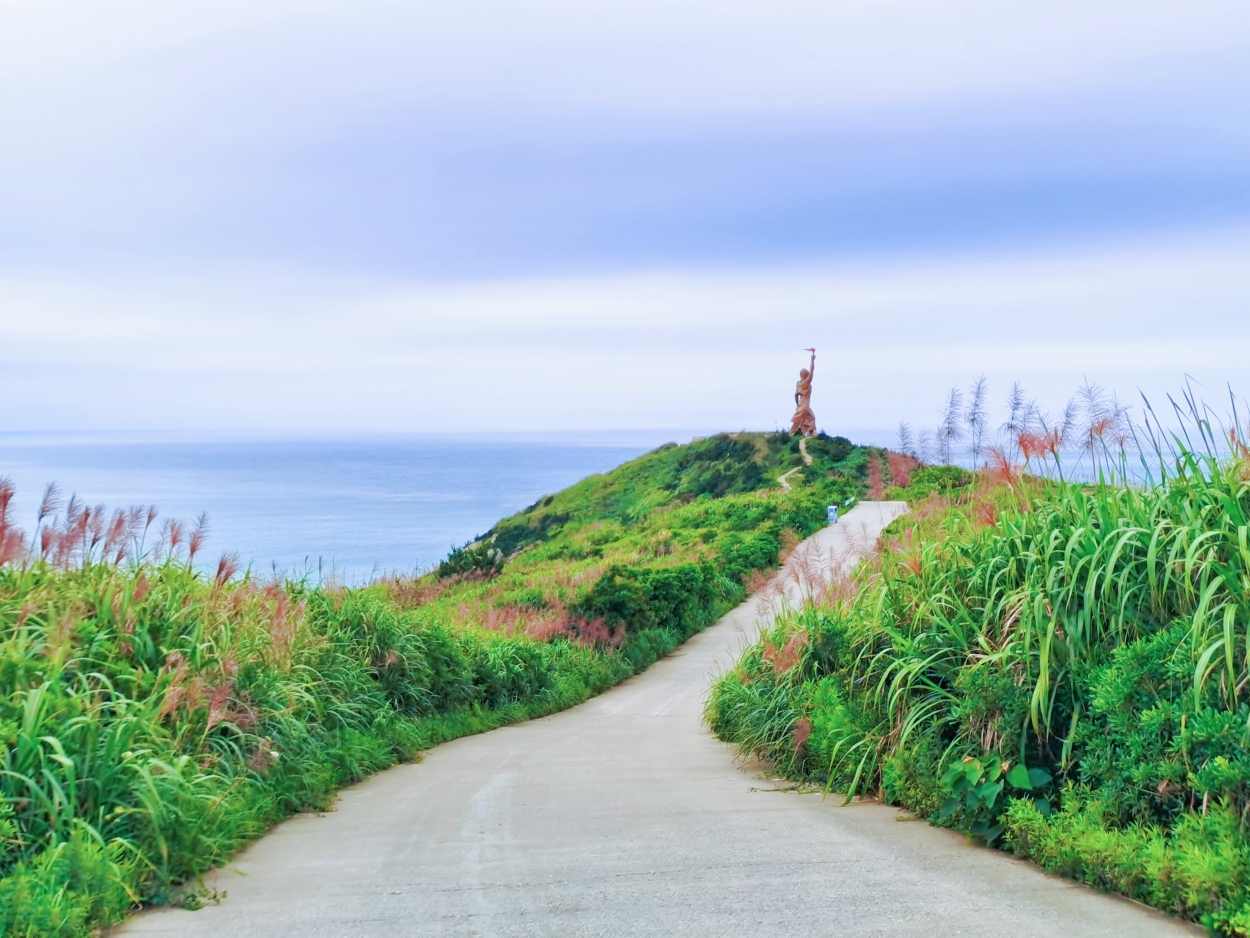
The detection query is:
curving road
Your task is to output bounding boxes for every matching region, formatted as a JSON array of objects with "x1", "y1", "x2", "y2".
[{"x1": 118, "y1": 502, "x2": 1196, "y2": 937}]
